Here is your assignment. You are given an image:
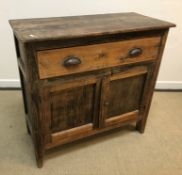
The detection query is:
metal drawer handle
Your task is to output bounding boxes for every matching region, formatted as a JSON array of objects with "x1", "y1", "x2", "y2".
[
  {"x1": 128, "y1": 48, "x2": 143, "y2": 58},
  {"x1": 63, "y1": 56, "x2": 81, "y2": 67}
]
